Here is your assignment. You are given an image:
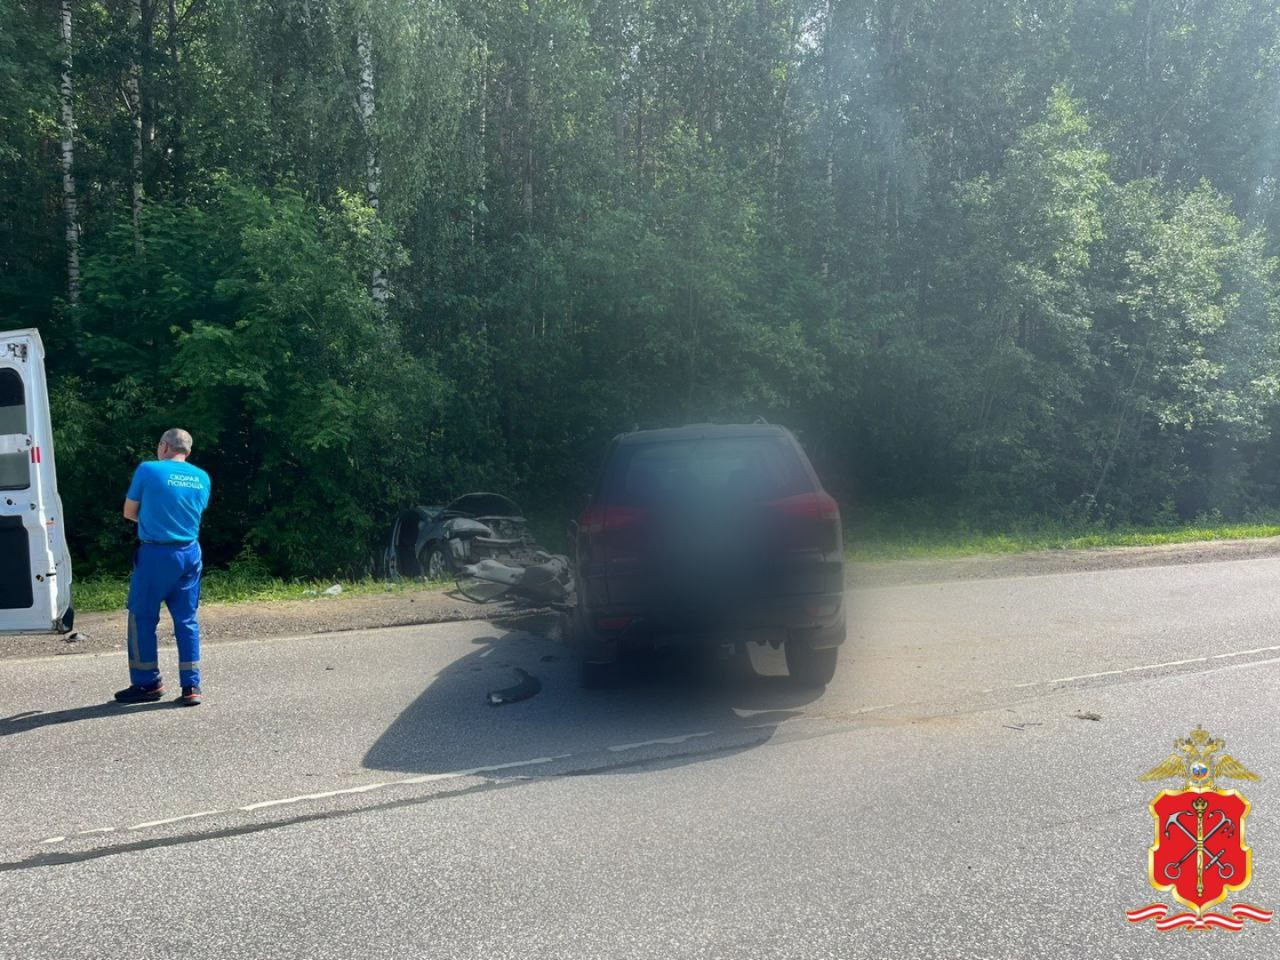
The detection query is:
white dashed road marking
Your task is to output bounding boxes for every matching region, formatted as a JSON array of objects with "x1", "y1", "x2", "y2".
[
  {"x1": 240, "y1": 783, "x2": 391, "y2": 812},
  {"x1": 1037, "y1": 646, "x2": 1280, "y2": 686},
  {"x1": 976, "y1": 643, "x2": 1280, "y2": 694},
  {"x1": 31, "y1": 642, "x2": 1280, "y2": 847},
  {"x1": 607, "y1": 732, "x2": 714, "y2": 752},
  {"x1": 129, "y1": 810, "x2": 225, "y2": 830},
  {"x1": 36, "y1": 755, "x2": 580, "y2": 845}
]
